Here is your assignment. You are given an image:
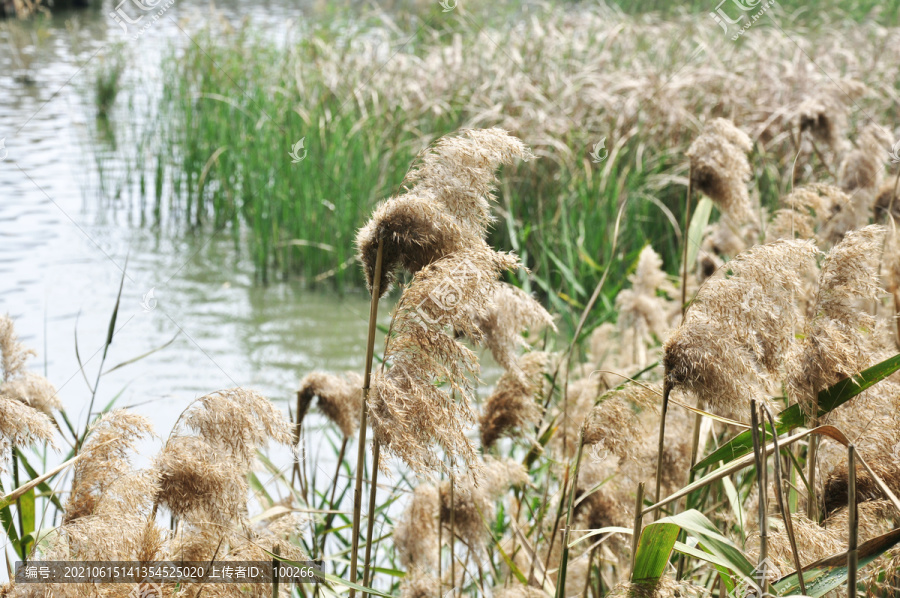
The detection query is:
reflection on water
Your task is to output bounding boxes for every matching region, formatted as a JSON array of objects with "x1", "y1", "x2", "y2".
[{"x1": 0, "y1": 0, "x2": 382, "y2": 439}]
